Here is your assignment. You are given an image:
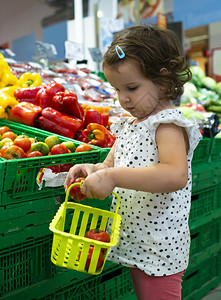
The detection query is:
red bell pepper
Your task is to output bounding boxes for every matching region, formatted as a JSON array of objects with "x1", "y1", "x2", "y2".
[
  {"x1": 38, "y1": 116, "x2": 76, "y2": 139},
  {"x1": 35, "y1": 82, "x2": 65, "y2": 108},
  {"x1": 14, "y1": 86, "x2": 42, "y2": 104},
  {"x1": 82, "y1": 123, "x2": 116, "y2": 148},
  {"x1": 38, "y1": 107, "x2": 84, "y2": 139},
  {"x1": 52, "y1": 89, "x2": 84, "y2": 119},
  {"x1": 84, "y1": 109, "x2": 109, "y2": 128},
  {"x1": 9, "y1": 102, "x2": 42, "y2": 127}
]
